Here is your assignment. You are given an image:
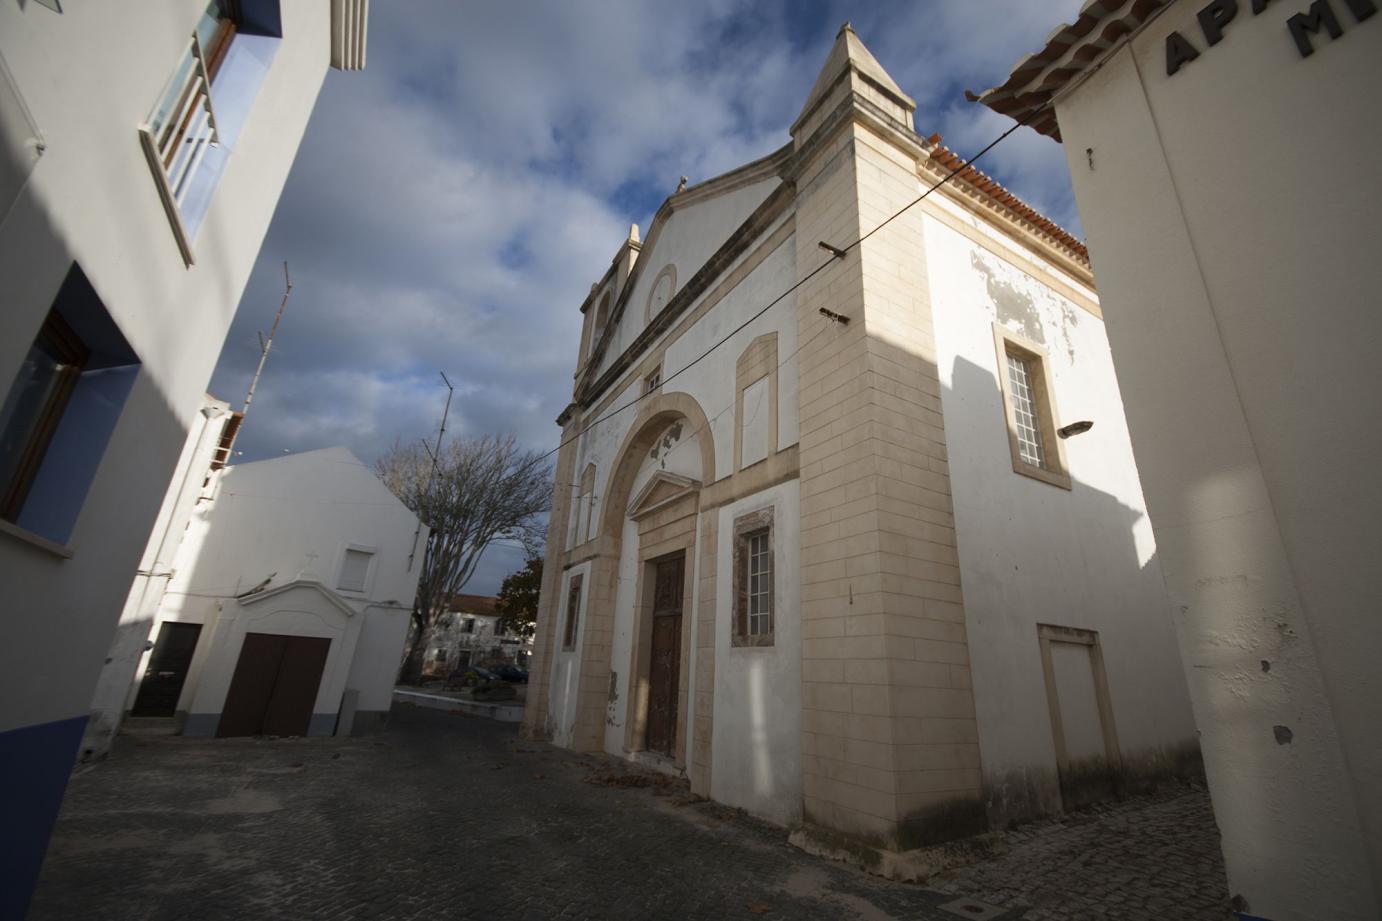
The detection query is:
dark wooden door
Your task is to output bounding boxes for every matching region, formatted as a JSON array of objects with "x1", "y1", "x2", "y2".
[
  {"x1": 218, "y1": 633, "x2": 331, "y2": 738},
  {"x1": 130, "y1": 622, "x2": 202, "y2": 717},
  {"x1": 646, "y1": 553, "x2": 684, "y2": 756}
]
